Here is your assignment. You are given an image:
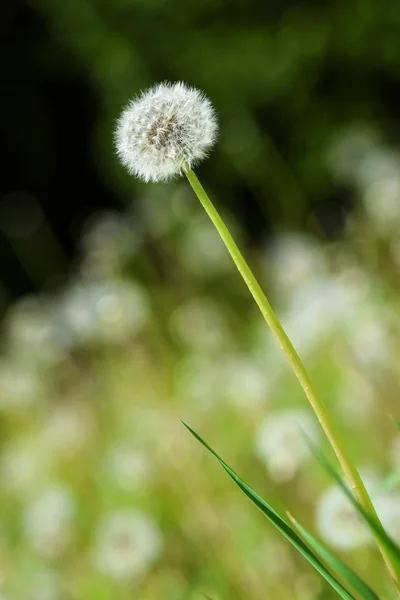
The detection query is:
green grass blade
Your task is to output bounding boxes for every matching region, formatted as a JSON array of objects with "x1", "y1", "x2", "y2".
[
  {"x1": 391, "y1": 417, "x2": 400, "y2": 432},
  {"x1": 287, "y1": 513, "x2": 381, "y2": 600},
  {"x1": 374, "y1": 469, "x2": 400, "y2": 493},
  {"x1": 182, "y1": 422, "x2": 357, "y2": 600},
  {"x1": 374, "y1": 417, "x2": 400, "y2": 492},
  {"x1": 307, "y1": 441, "x2": 400, "y2": 567}
]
